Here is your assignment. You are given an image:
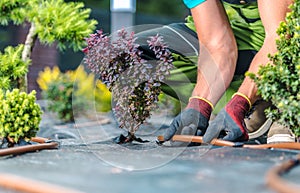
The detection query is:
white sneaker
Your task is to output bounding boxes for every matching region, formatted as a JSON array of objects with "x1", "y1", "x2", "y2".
[{"x1": 267, "y1": 122, "x2": 296, "y2": 144}]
